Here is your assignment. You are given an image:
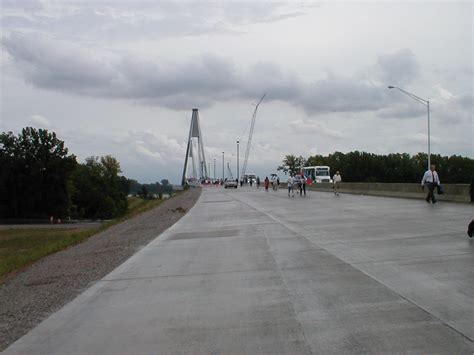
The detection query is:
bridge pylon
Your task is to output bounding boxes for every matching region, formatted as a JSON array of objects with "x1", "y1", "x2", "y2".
[{"x1": 181, "y1": 109, "x2": 208, "y2": 186}]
